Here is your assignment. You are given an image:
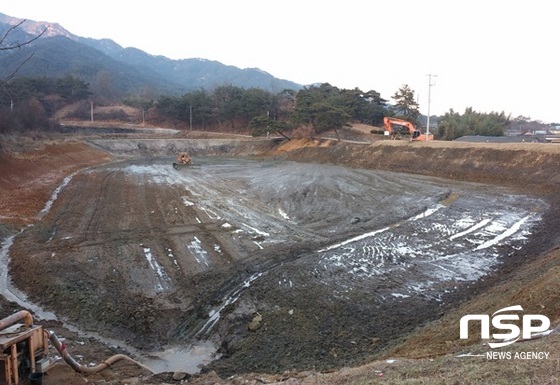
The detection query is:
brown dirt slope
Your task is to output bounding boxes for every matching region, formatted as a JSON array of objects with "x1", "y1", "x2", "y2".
[
  {"x1": 282, "y1": 139, "x2": 560, "y2": 192},
  {"x1": 0, "y1": 141, "x2": 113, "y2": 228}
]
